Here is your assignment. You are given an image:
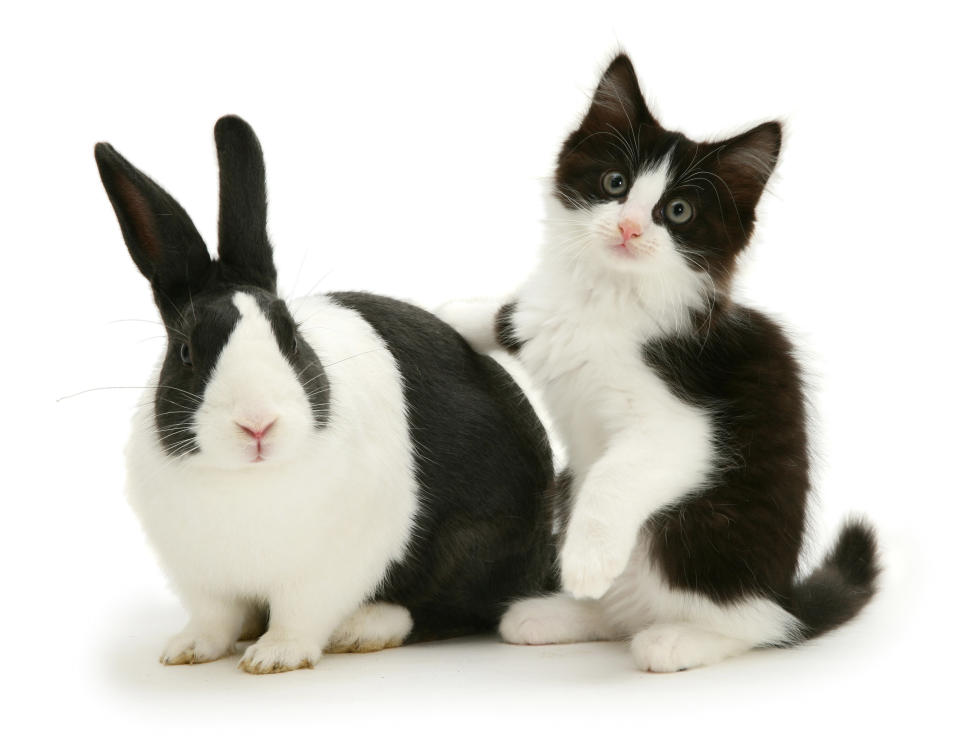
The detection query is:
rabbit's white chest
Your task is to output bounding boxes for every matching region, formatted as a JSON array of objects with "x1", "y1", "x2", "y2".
[{"x1": 129, "y1": 458, "x2": 398, "y2": 594}]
